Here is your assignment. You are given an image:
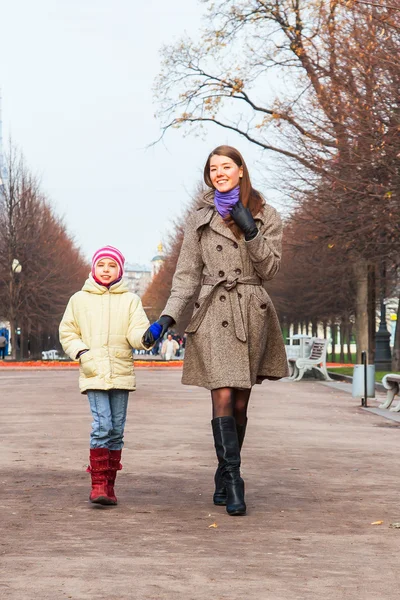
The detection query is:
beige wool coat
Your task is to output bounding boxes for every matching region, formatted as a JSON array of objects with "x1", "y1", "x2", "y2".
[
  {"x1": 163, "y1": 198, "x2": 289, "y2": 390},
  {"x1": 59, "y1": 275, "x2": 150, "y2": 393}
]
